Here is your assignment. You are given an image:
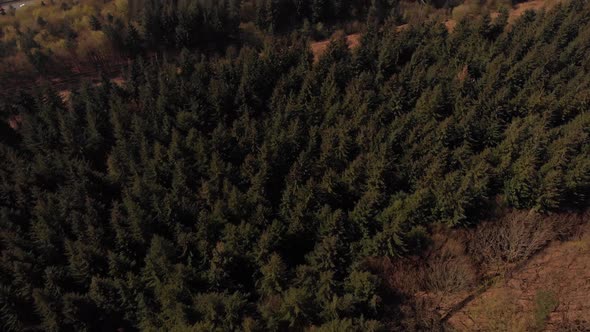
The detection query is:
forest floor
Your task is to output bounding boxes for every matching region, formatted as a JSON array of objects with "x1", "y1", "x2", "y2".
[{"x1": 434, "y1": 218, "x2": 590, "y2": 331}]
